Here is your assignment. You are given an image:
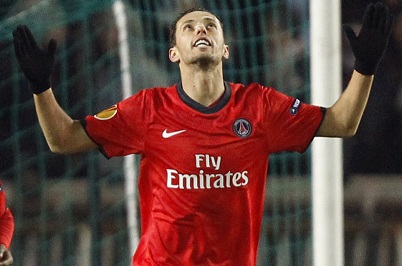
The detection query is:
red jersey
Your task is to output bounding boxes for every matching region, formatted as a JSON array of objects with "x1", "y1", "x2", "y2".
[
  {"x1": 0, "y1": 181, "x2": 14, "y2": 249},
  {"x1": 82, "y1": 82, "x2": 325, "y2": 265}
]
